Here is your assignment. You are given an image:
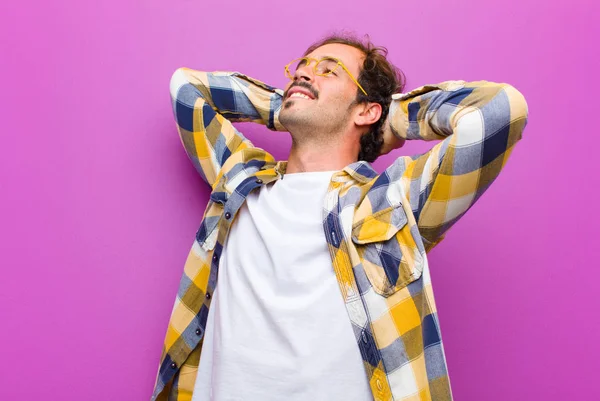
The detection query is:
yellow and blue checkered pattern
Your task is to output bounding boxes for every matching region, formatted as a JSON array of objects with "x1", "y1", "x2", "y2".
[{"x1": 151, "y1": 68, "x2": 528, "y2": 401}]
